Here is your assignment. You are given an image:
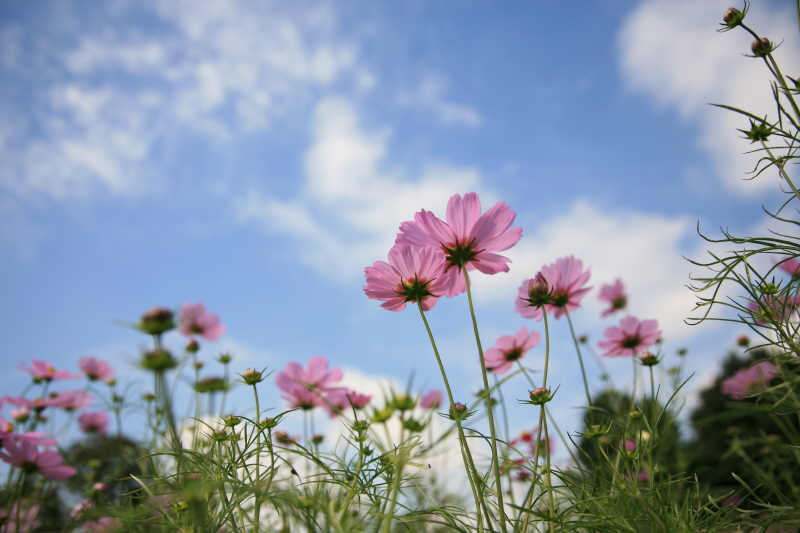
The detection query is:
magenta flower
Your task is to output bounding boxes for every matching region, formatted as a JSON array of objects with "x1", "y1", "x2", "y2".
[
  {"x1": 178, "y1": 303, "x2": 226, "y2": 341},
  {"x1": 624, "y1": 440, "x2": 636, "y2": 453},
  {"x1": 48, "y1": 390, "x2": 93, "y2": 411},
  {"x1": 0, "y1": 503, "x2": 39, "y2": 533},
  {"x1": 79, "y1": 357, "x2": 114, "y2": 382},
  {"x1": 420, "y1": 389, "x2": 443, "y2": 409},
  {"x1": 747, "y1": 294, "x2": 800, "y2": 325},
  {"x1": 345, "y1": 390, "x2": 372, "y2": 410},
  {"x1": 721, "y1": 361, "x2": 777, "y2": 400},
  {"x1": 0, "y1": 435, "x2": 76, "y2": 481},
  {"x1": 484, "y1": 327, "x2": 541, "y2": 374},
  {"x1": 515, "y1": 273, "x2": 550, "y2": 321},
  {"x1": 539, "y1": 256, "x2": 592, "y2": 319},
  {"x1": 18, "y1": 360, "x2": 80, "y2": 383},
  {"x1": 395, "y1": 192, "x2": 522, "y2": 296},
  {"x1": 78, "y1": 412, "x2": 109, "y2": 436},
  {"x1": 275, "y1": 356, "x2": 343, "y2": 410},
  {"x1": 598, "y1": 278, "x2": 627, "y2": 317},
  {"x1": 775, "y1": 256, "x2": 800, "y2": 277},
  {"x1": 364, "y1": 244, "x2": 449, "y2": 311},
  {"x1": 597, "y1": 316, "x2": 661, "y2": 357}
]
